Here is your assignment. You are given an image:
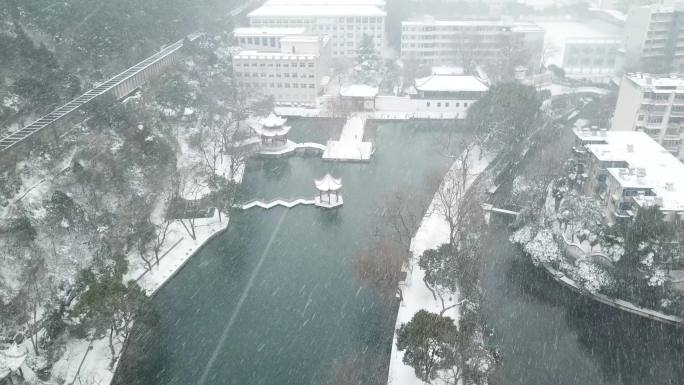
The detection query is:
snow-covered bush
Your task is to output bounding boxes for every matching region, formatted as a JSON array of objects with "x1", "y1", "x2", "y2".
[{"x1": 511, "y1": 226, "x2": 560, "y2": 265}]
